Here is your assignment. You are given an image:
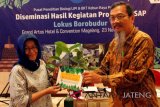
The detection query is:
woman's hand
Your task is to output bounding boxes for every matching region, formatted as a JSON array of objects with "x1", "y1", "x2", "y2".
[
  {"x1": 32, "y1": 85, "x2": 61, "y2": 103},
  {"x1": 47, "y1": 85, "x2": 61, "y2": 95}
]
